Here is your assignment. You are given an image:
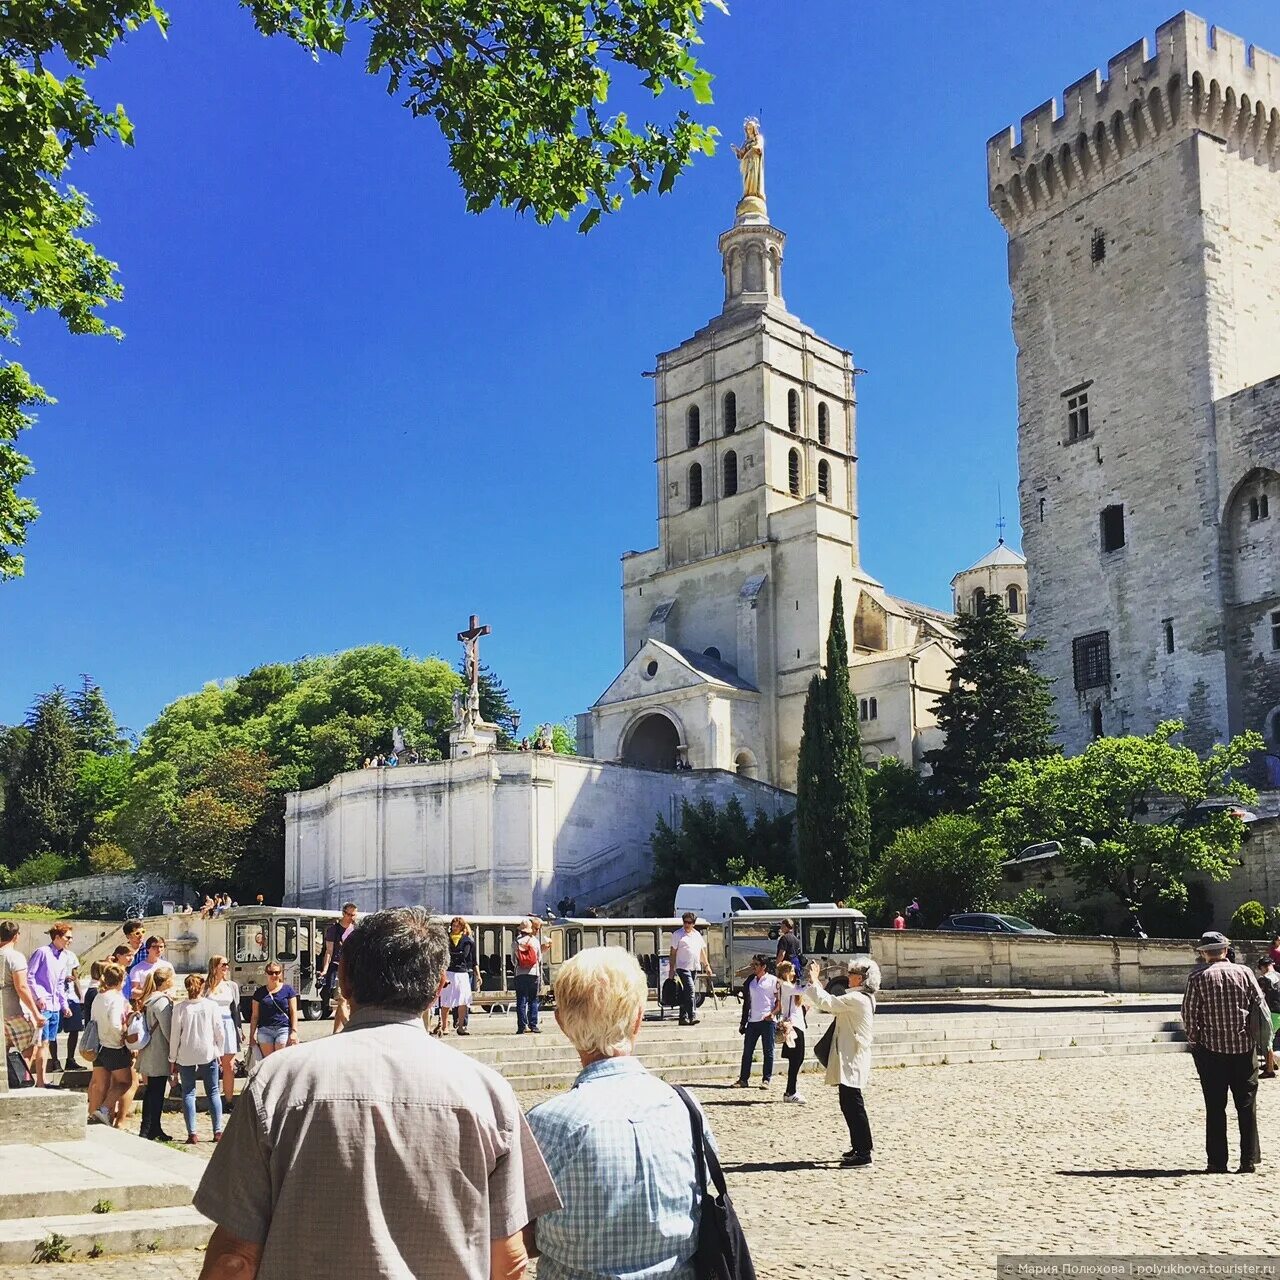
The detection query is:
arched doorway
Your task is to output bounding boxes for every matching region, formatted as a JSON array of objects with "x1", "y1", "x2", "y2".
[
  {"x1": 734, "y1": 750, "x2": 757, "y2": 780},
  {"x1": 622, "y1": 713, "x2": 681, "y2": 770}
]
